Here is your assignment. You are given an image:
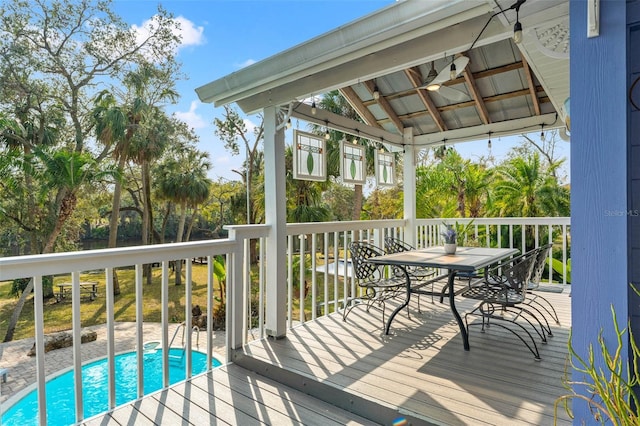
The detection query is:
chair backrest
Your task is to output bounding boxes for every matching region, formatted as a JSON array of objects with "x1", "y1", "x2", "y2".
[
  {"x1": 530, "y1": 243, "x2": 553, "y2": 284},
  {"x1": 502, "y1": 254, "x2": 537, "y2": 297},
  {"x1": 349, "y1": 241, "x2": 385, "y2": 284},
  {"x1": 384, "y1": 237, "x2": 414, "y2": 254}
]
